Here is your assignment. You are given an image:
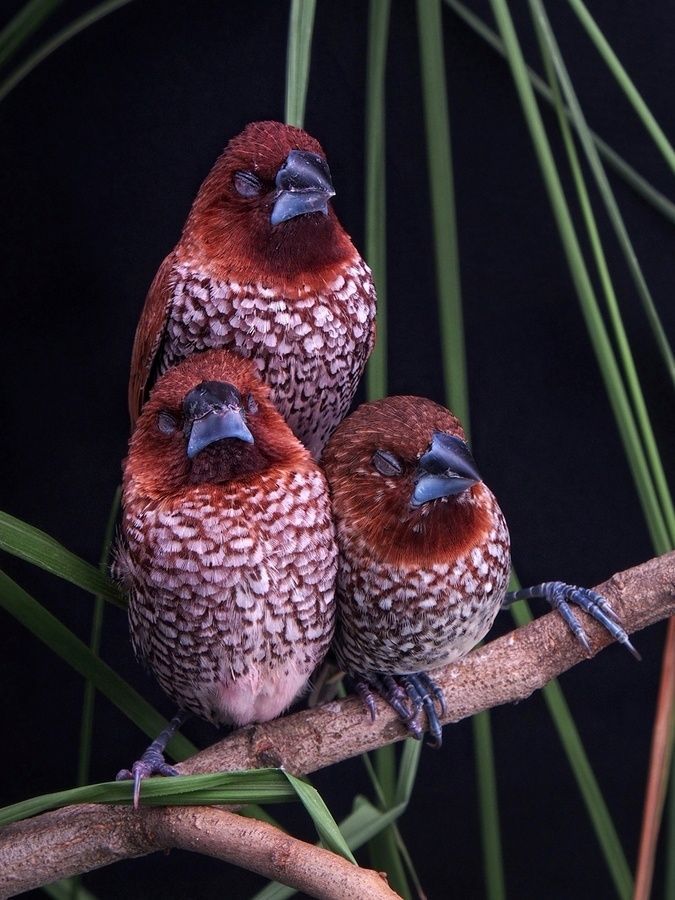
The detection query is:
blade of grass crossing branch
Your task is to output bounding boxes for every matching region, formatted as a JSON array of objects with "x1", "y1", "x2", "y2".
[
  {"x1": 0, "y1": 0, "x2": 135, "y2": 104},
  {"x1": 0, "y1": 568, "x2": 194, "y2": 761},
  {"x1": 416, "y1": 2, "x2": 505, "y2": 896},
  {"x1": 284, "y1": 0, "x2": 316, "y2": 129},
  {"x1": 251, "y1": 796, "x2": 414, "y2": 900},
  {"x1": 283, "y1": 772, "x2": 356, "y2": 863},
  {"x1": 442, "y1": 0, "x2": 675, "y2": 226},
  {"x1": 77, "y1": 486, "x2": 122, "y2": 787},
  {"x1": 365, "y1": 0, "x2": 390, "y2": 401},
  {"x1": 0, "y1": 510, "x2": 125, "y2": 607},
  {"x1": 566, "y1": 0, "x2": 675, "y2": 177},
  {"x1": 0, "y1": 769, "x2": 297, "y2": 828}
]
